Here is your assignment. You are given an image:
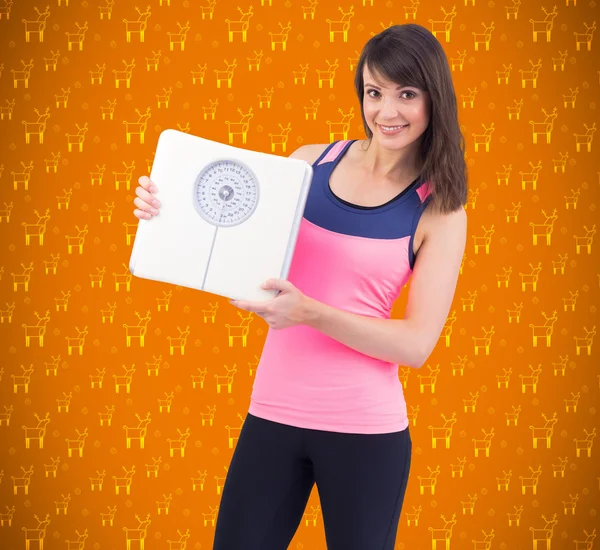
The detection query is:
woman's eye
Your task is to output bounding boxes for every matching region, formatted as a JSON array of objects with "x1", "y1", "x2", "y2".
[{"x1": 366, "y1": 89, "x2": 415, "y2": 99}]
